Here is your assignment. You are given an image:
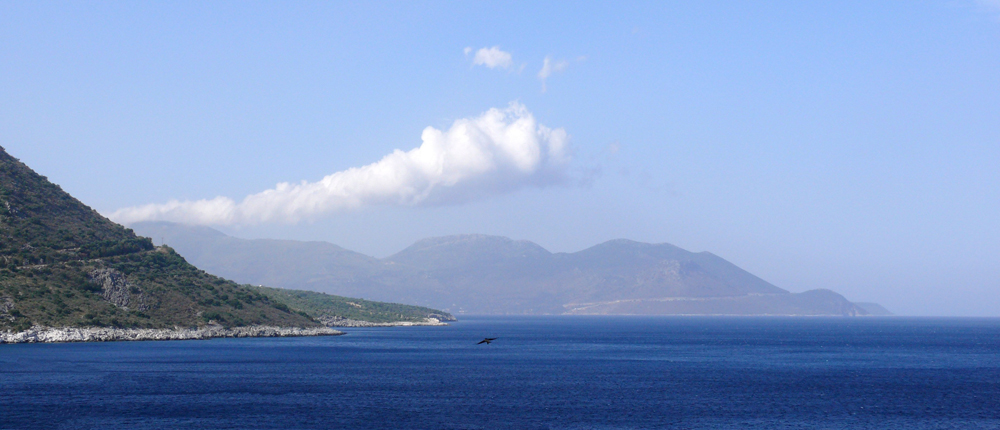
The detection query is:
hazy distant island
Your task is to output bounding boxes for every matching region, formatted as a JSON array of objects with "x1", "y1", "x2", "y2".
[
  {"x1": 0, "y1": 147, "x2": 453, "y2": 344},
  {"x1": 131, "y1": 224, "x2": 892, "y2": 317}
]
